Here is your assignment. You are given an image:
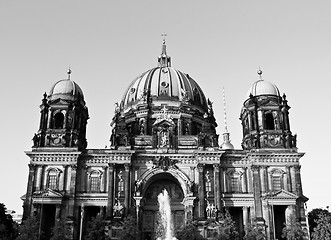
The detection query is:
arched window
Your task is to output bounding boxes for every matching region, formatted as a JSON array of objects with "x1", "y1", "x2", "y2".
[
  {"x1": 54, "y1": 112, "x2": 64, "y2": 129},
  {"x1": 227, "y1": 170, "x2": 242, "y2": 193},
  {"x1": 205, "y1": 171, "x2": 212, "y2": 196},
  {"x1": 47, "y1": 168, "x2": 60, "y2": 190},
  {"x1": 265, "y1": 112, "x2": 275, "y2": 130},
  {"x1": 270, "y1": 169, "x2": 284, "y2": 191},
  {"x1": 89, "y1": 171, "x2": 101, "y2": 192},
  {"x1": 117, "y1": 170, "x2": 124, "y2": 197}
]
